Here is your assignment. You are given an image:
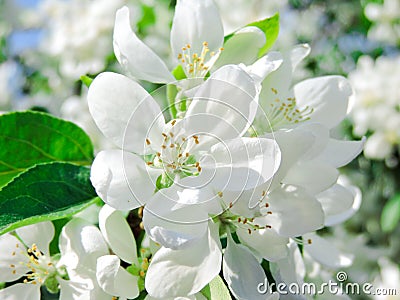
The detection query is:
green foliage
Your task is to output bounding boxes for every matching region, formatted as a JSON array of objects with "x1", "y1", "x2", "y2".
[
  {"x1": 24, "y1": 70, "x2": 52, "y2": 95},
  {"x1": 137, "y1": 4, "x2": 156, "y2": 34},
  {"x1": 0, "y1": 111, "x2": 94, "y2": 188},
  {"x1": 381, "y1": 194, "x2": 400, "y2": 233},
  {"x1": 248, "y1": 14, "x2": 280, "y2": 57},
  {"x1": 80, "y1": 75, "x2": 94, "y2": 88},
  {"x1": 224, "y1": 14, "x2": 280, "y2": 57},
  {"x1": 156, "y1": 172, "x2": 174, "y2": 191},
  {"x1": 0, "y1": 162, "x2": 98, "y2": 235},
  {"x1": 201, "y1": 275, "x2": 232, "y2": 300}
]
